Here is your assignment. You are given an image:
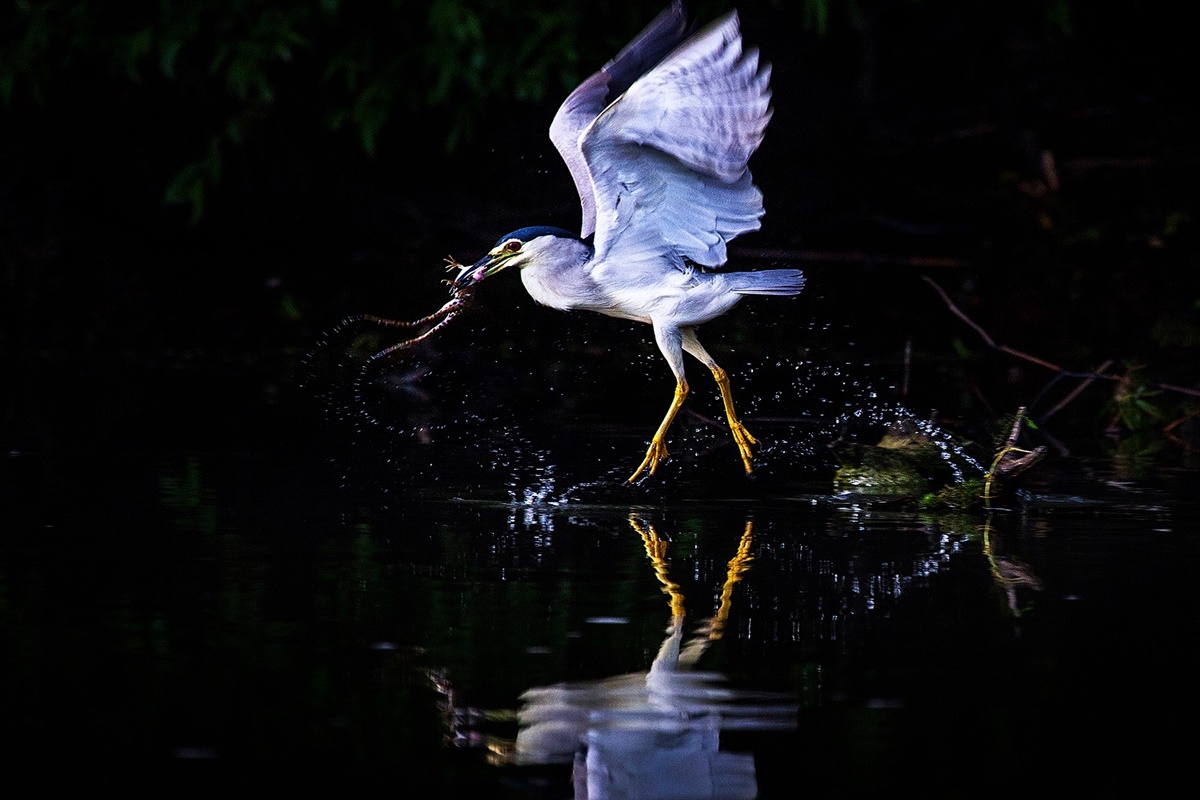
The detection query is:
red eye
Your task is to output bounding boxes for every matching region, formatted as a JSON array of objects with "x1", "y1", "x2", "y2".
[{"x1": 504, "y1": 240, "x2": 522, "y2": 252}]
